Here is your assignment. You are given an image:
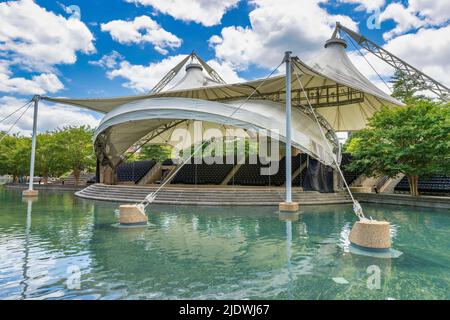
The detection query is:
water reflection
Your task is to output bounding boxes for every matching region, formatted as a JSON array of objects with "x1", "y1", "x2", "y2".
[
  {"x1": 278, "y1": 211, "x2": 300, "y2": 299},
  {"x1": 20, "y1": 198, "x2": 33, "y2": 299},
  {"x1": 286, "y1": 221, "x2": 293, "y2": 299},
  {"x1": 1, "y1": 188, "x2": 449, "y2": 299}
]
